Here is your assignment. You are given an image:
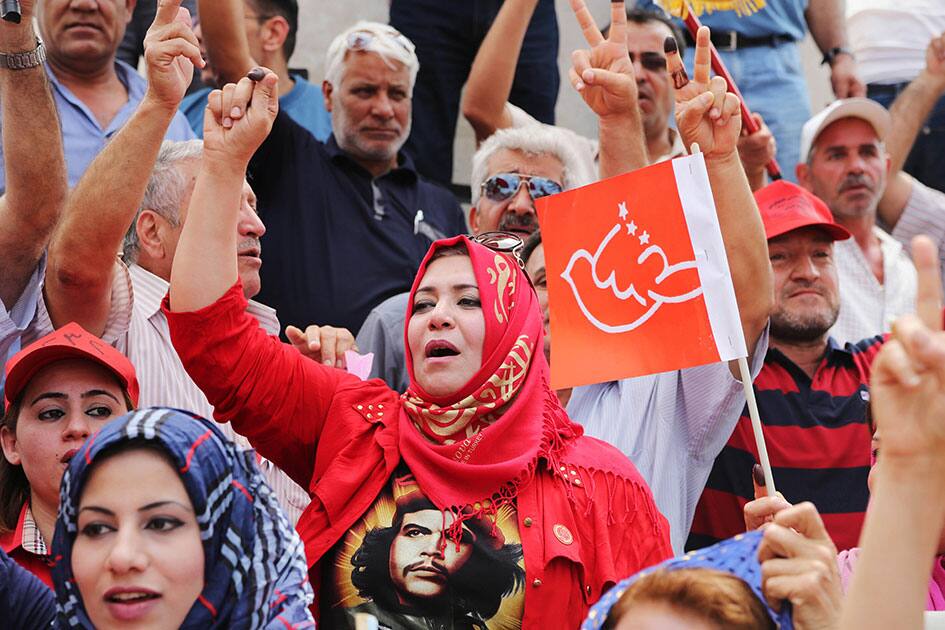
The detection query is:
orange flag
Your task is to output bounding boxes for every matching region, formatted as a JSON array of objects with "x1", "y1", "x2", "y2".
[{"x1": 535, "y1": 154, "x2": 747, "y2": 389}]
